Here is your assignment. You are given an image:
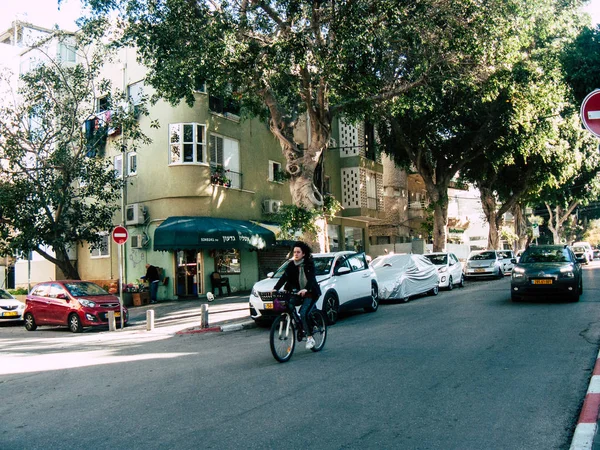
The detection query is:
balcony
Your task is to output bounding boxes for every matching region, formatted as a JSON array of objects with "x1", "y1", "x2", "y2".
[{"x1": 210, "y1": 166, "x2": 242, "y2": 189}]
